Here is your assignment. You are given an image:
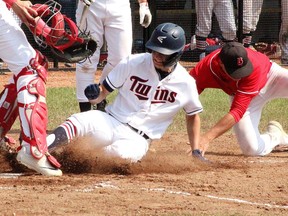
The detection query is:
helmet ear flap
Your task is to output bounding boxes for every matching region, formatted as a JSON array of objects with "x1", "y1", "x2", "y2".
[{"x1": 163, "y1": 51, "x2": 183, "y2": 67}]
